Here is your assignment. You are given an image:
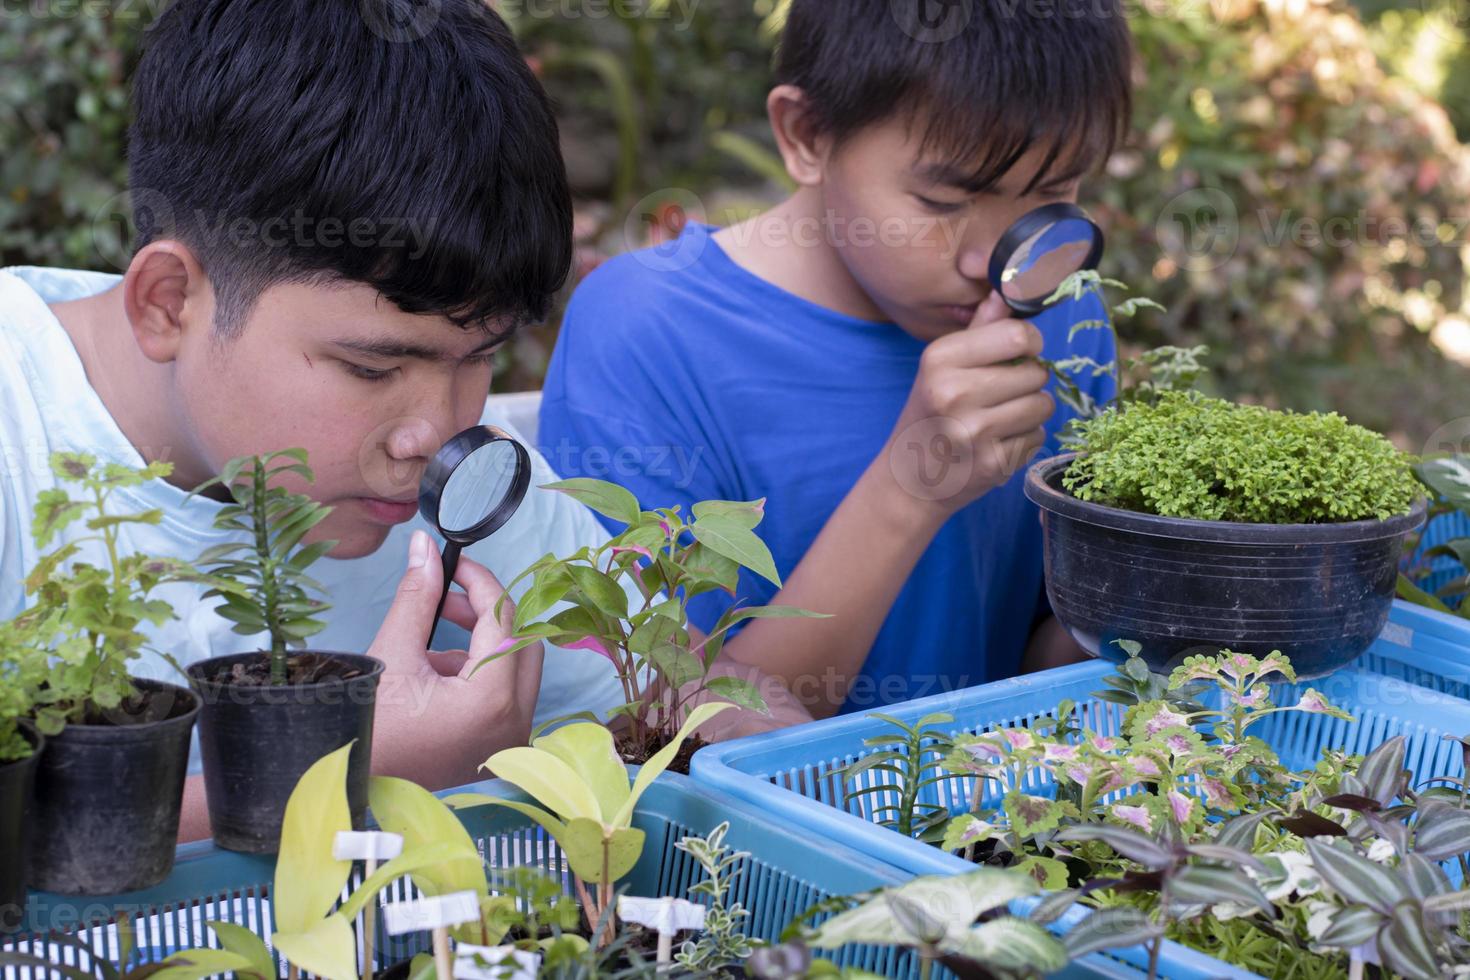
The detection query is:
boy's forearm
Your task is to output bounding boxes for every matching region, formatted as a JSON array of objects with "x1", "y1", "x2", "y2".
[
  {"x1": 1021, "y1": 615, "x2": 1089, "y2": 673},
  {"x1": 723, "y1": 456, "x2": 949, "y2": 718}
]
